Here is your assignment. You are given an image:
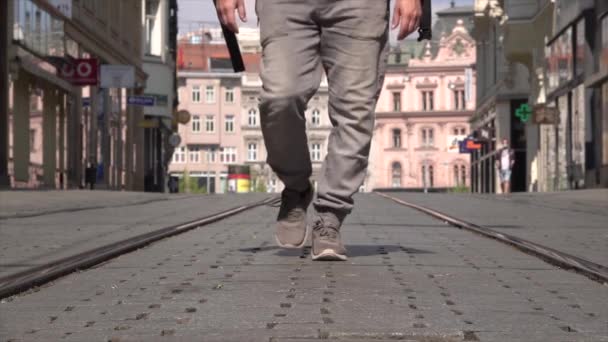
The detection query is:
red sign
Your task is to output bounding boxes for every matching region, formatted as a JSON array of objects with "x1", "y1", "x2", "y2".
[
  {"x1": 465, "y1": 140, "x2": 481, "y2": 150},
  {"x1": 60, "y1": 59, "x2": 99, "y2": 85}
]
